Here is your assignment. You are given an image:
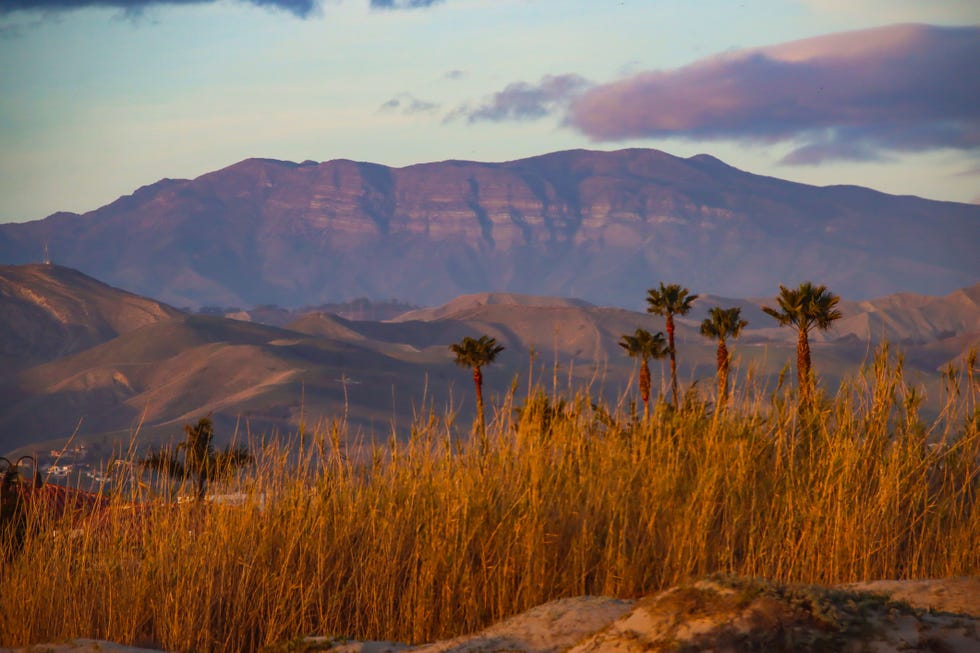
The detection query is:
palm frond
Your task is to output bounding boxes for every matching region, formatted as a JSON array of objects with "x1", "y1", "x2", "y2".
[
  {"x1": 450, "y1": 335, "x2": 505, "y2": 369},
  {"x1": 646, "y1": 282, "x2": 699, "y2": 317}
]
